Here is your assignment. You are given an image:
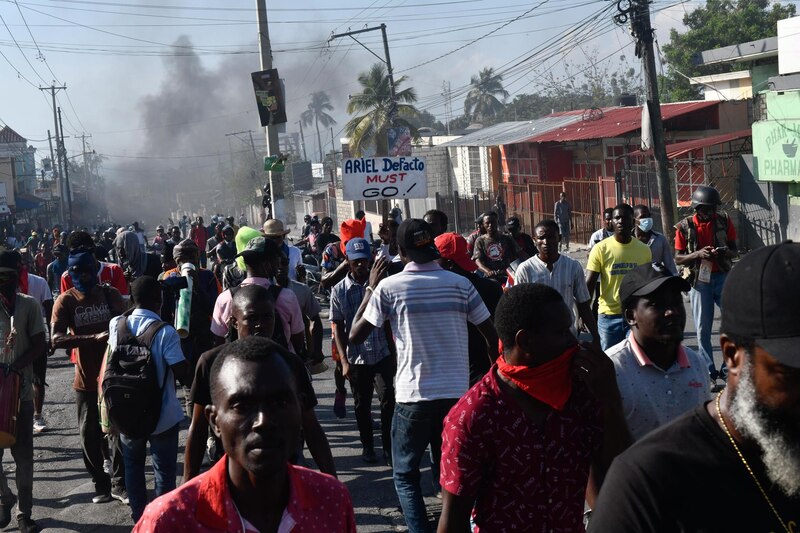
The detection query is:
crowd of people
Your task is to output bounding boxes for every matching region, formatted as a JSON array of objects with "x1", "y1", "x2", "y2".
[{"x1": 0, "y1": 183, "x2": 796, "y2": 533}]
